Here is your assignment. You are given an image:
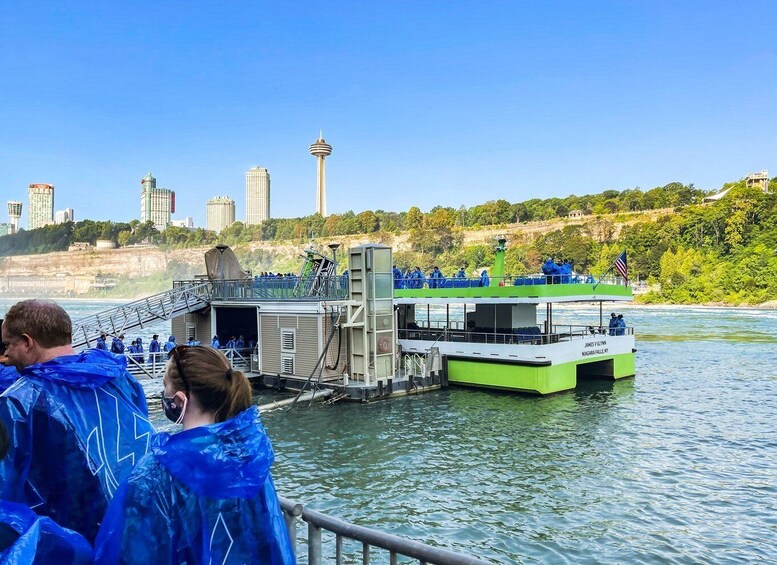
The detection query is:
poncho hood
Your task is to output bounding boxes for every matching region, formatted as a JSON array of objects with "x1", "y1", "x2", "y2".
[
  {"x1": 20, "y1": 349, "x2": 128, "y2": 389},
  {"x1": 152, "y1": 406, "x2": 274, "y2": 499}
]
